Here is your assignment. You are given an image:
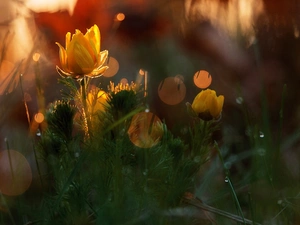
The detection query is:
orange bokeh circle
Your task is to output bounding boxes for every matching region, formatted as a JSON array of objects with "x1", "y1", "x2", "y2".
[
  {"x1": 193, "y1": 70, "x2": 212, "y2": 89},
  {"x1": 0, "y1": 150, "x2": 32, "y2": 196},
  {"x1": 128, "y1": 112, "x2": 163, "y2": 148},
  {"x1": 115, "y1": 13, "x2": 125, "y2": 22},
  {"x1": 158, "y1": 76, "x2": 186, "y2": 105},
  {"x1": 34, "y1": 112, "x2": 45, "y2": 123},
  {"x1": 103, "y1": 57, "x2": 119, "y2": 77}
]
